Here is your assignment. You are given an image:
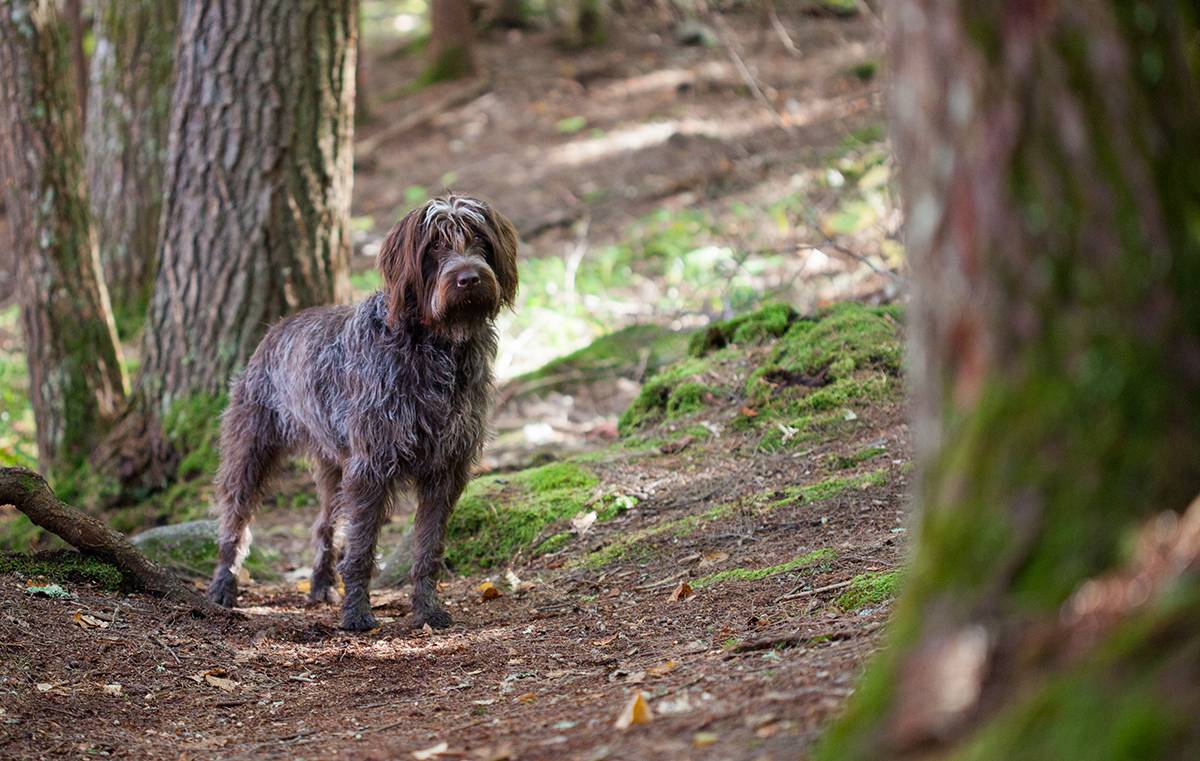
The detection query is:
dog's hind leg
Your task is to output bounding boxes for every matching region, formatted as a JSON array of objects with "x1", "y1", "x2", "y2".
[
  {"x1": 207, "y1": 400, "x2": 284, "y2": 608},
  {"x1": 308, "y1": 458, "x2": 343, "y2": 605},
  {"x1": 336, "y1": 462, "x2": 392, "y2": 631},
  {"x1": 409, "y1": 466, "x2": 470, "y2": 630}
]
